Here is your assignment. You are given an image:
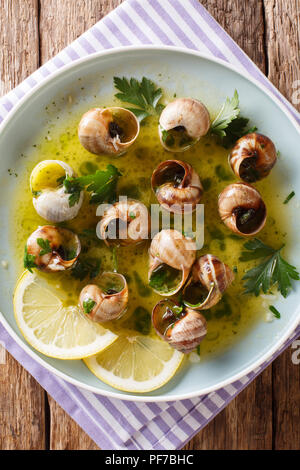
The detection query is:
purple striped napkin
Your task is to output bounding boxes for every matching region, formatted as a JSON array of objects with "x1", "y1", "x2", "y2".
[{"x1": 0, "y1": 0, "x2": 299, "y2": 450}]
